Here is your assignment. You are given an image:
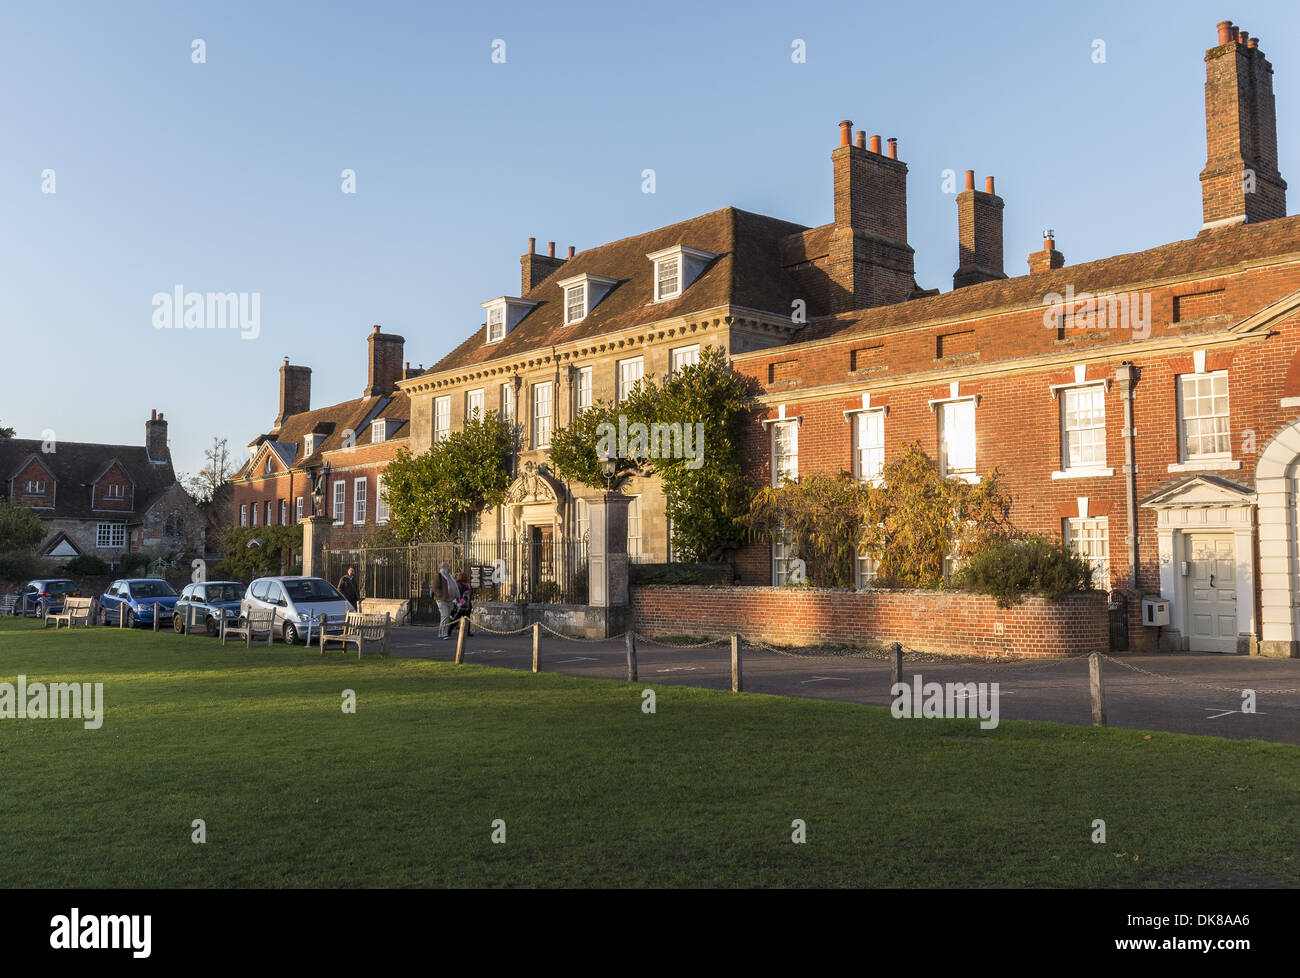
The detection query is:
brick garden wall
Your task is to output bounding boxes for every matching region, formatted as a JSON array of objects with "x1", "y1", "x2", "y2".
[{"x1": 630, "y1": 585, "x2": 1110, "y2": 659}]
